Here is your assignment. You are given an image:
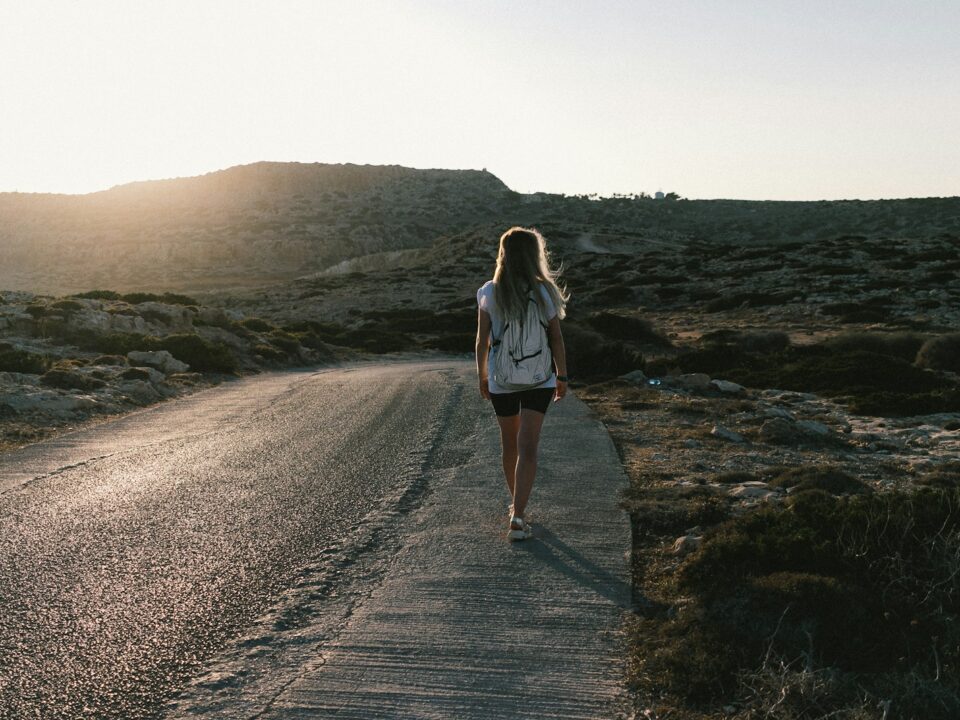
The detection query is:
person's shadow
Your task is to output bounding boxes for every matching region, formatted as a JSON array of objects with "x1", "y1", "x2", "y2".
[{"x1": 510, "y1": 524, "x2": 633, "y2": 608}]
